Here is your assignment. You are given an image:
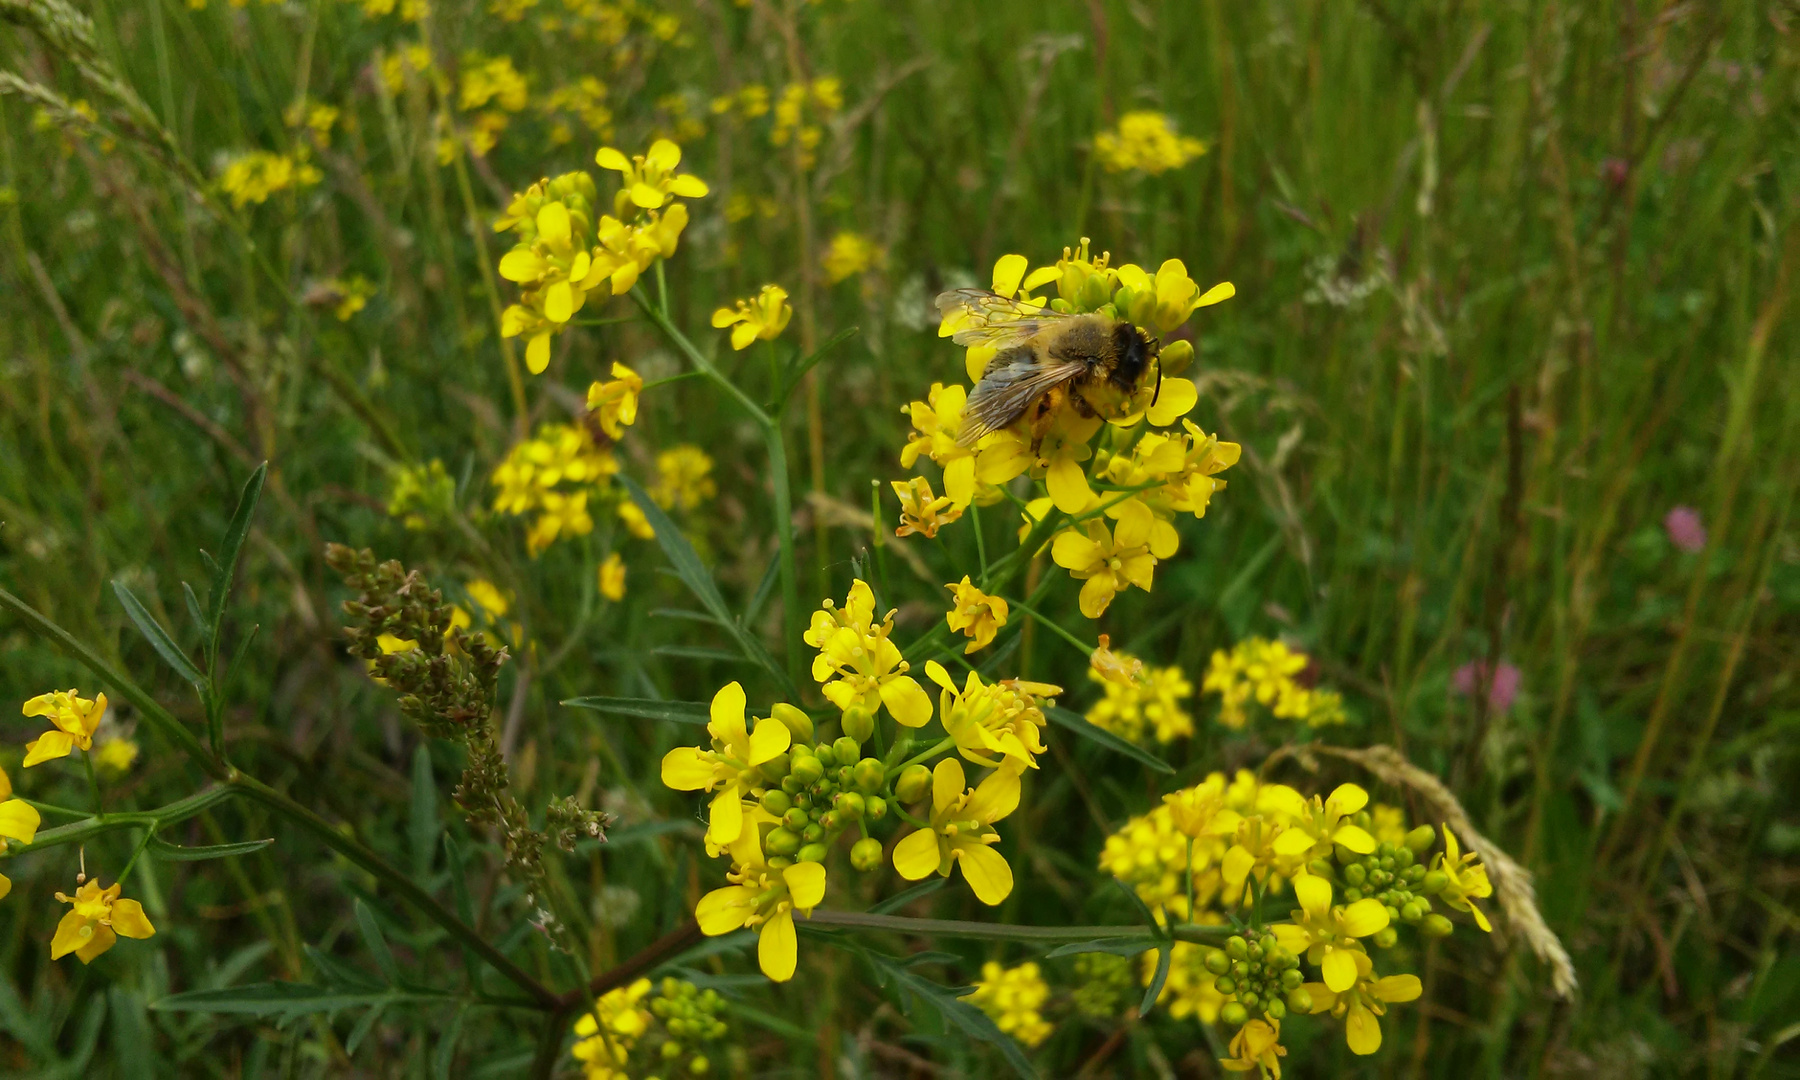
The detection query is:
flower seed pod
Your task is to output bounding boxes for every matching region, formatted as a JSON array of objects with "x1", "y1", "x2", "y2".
[{"x1": 772, "y1": 703, "x2": 814, "y2": 743}]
